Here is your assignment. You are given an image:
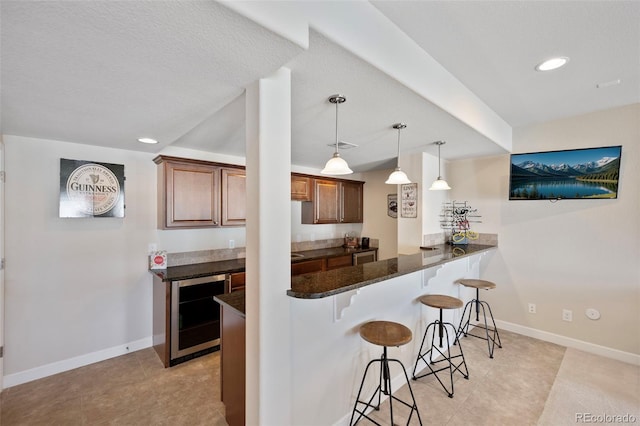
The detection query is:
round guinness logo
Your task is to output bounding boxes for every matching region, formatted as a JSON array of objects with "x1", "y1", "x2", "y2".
[{"x1": 66, "y1": 163, "x2": 120, "y2": 215}]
